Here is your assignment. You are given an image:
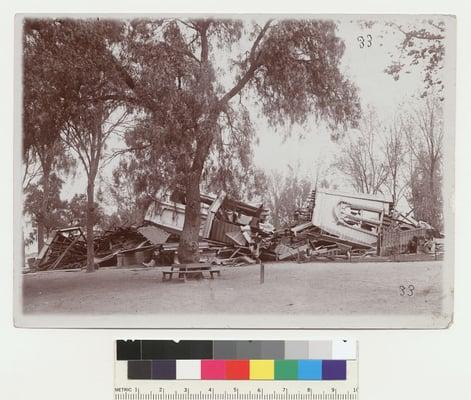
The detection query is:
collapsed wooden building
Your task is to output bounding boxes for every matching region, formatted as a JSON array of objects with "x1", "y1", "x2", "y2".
[
  {"x1": 276, "y1": 189, "x2": 443, "y2": 262},
  {"x1": 31, "y1": 188, "x2": 443, "y2": 271},
  {"x1": 145, "y1": 190, "x2": 271, "y2": 246}
]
